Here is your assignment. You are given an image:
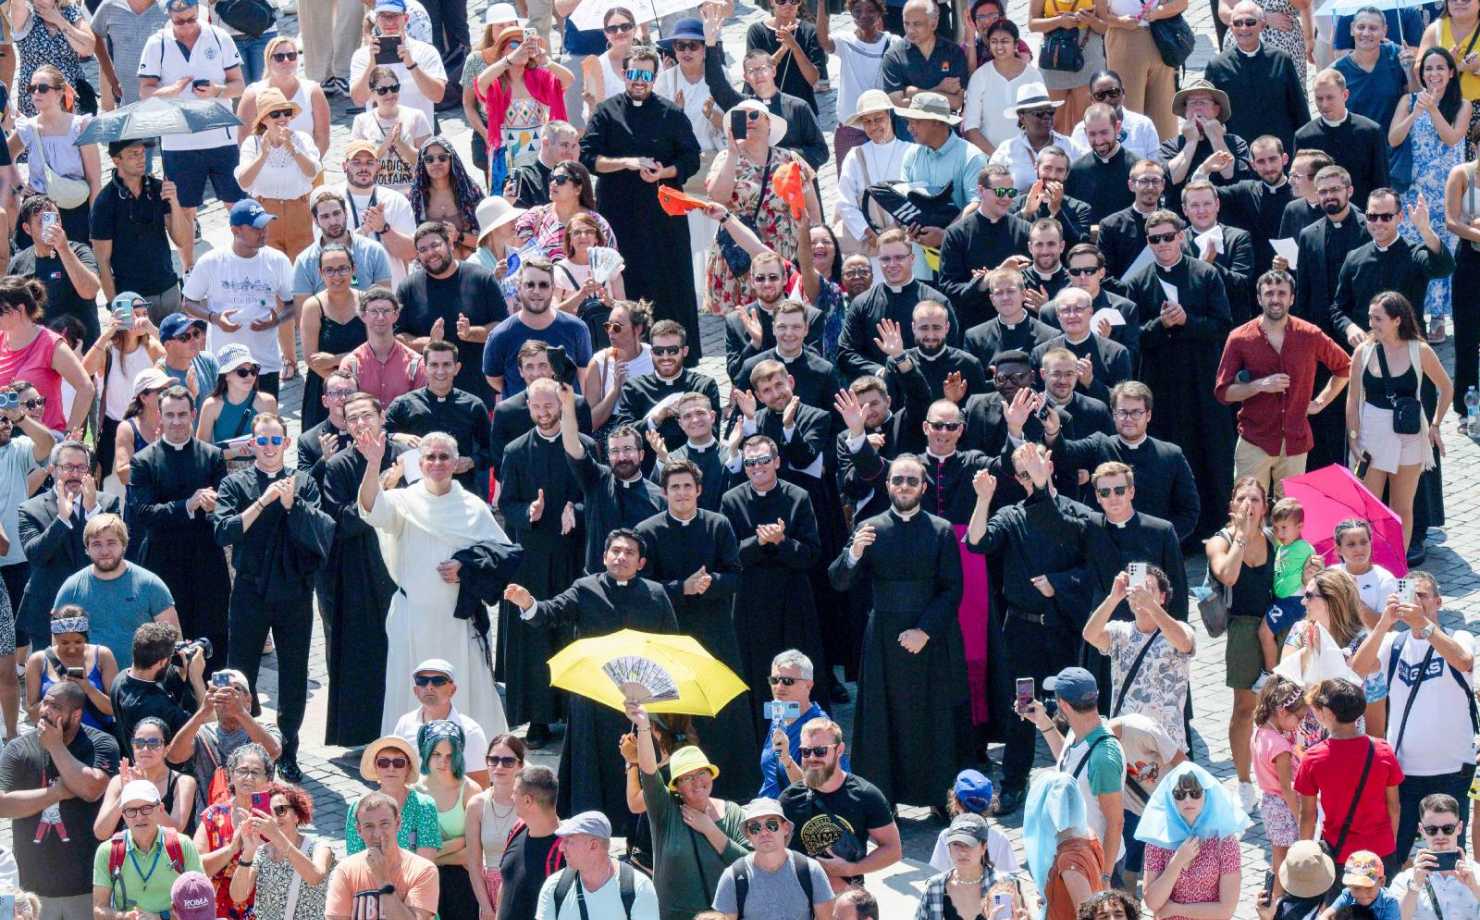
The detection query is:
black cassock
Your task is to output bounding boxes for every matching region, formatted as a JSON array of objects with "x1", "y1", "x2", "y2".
[
  {"x1": 524, "y1": 574, "x2": 679, "y2": 831},
  {"x1": 634, "y1": 509, "x2": 760, "y2": 798},
  {"x1": 319, "y1": 443, "x2": 404, "y2": 746},
  {"x1": 652, "y1": 441, "x2": 731, "y2": 513},
  {"x1": 569, "y1": 448, "x2": 664, "y2": 573},
  {"x1": 1126, "y1": 256, "x2": 1235, "y2": 540},
  {"x1": 579, "y1": 93, "x2": 703, "y2": 359},
  {"x1": 830, "y1": 509, "x2": 966, "y2": 807},
  {"x1": 125, "y1": 439, "x2": 230, "y2": 672},
  {"x1": 720, "y1": 480, "x2": 824, "y2": 724},
  {"x1": 497, "y1": 430, "x2": 591, "y2": 727}
]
